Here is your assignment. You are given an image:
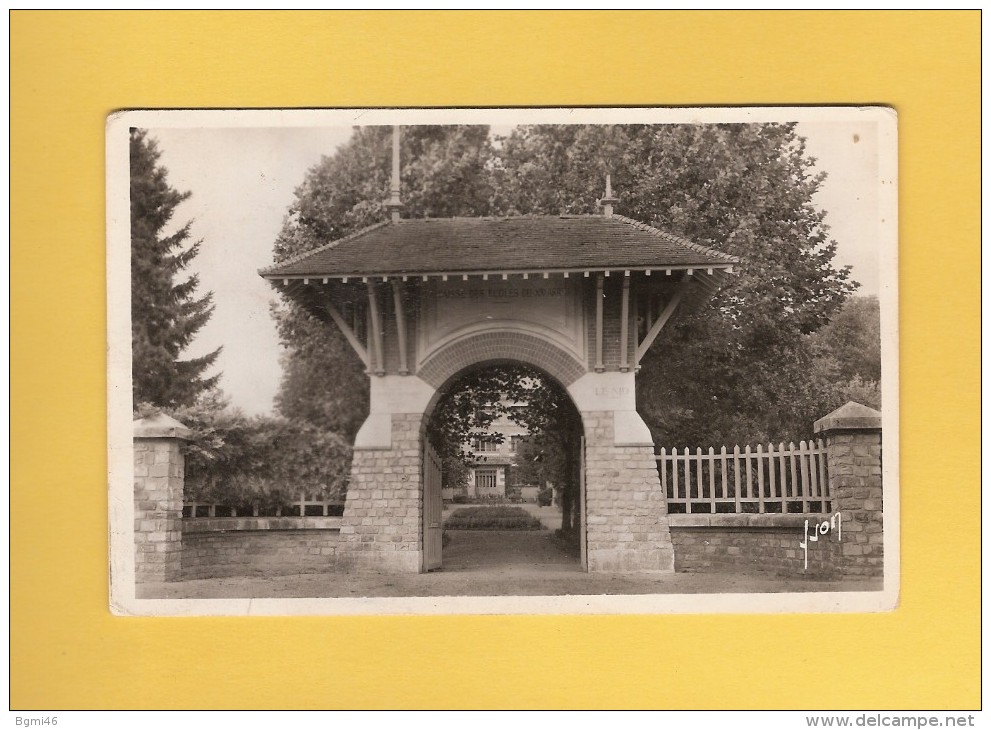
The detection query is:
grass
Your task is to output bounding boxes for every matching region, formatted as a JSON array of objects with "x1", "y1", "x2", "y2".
[{"x1": 443, "y1": 506, "x2": 545, "y2": 531}]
